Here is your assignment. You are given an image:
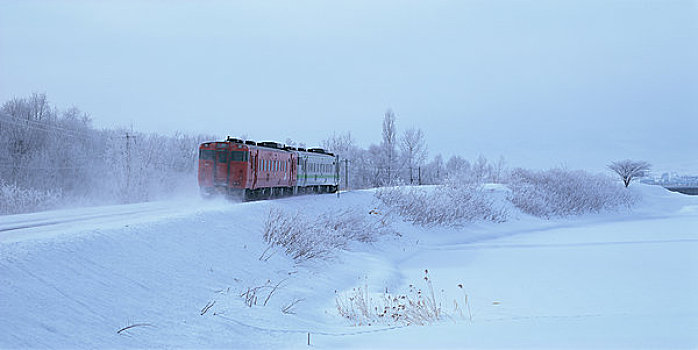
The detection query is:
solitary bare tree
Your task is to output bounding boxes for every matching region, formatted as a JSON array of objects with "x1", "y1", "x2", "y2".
[
  {"x1": 381, "y1": 109, "x2": 398, "y2": 185},
  {"x1": 608, "y1": 160, "x2": 651, "y2": 187}
]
